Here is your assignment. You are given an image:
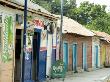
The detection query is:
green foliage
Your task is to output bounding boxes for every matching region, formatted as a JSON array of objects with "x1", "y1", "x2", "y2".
[
  {"x1": 31, "y1": 0, "x2": 110, "y2": 34},
  {"x1": 31, "y1": 0, "x2": 51, "y2": 11},
  {"x1": 31, "y1": 0, "x2": 76, "y2": 15},
  {"x1": 69, "y1": 1, "x2": 110, "y2": 34},
  {"x1": 51, "y1": 0, "x2": 76, "y2": 15},
  {"x1": 86, "y1": 15, "x2": 110, "y2": 34}
]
